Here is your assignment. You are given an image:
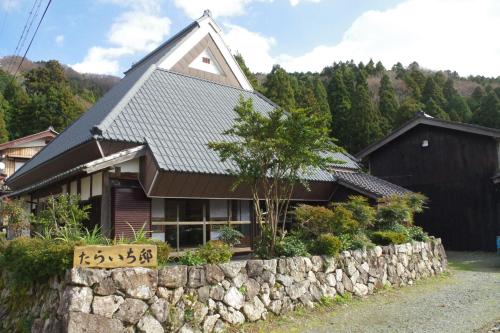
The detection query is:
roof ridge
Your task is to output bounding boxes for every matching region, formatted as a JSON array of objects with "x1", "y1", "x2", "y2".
[
  {"x1": 357, "y1": 114, "x2": 500, "y2": 159},
  {"x1": 124, "y1": 21, "x2": 199, "y2": 75}
]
